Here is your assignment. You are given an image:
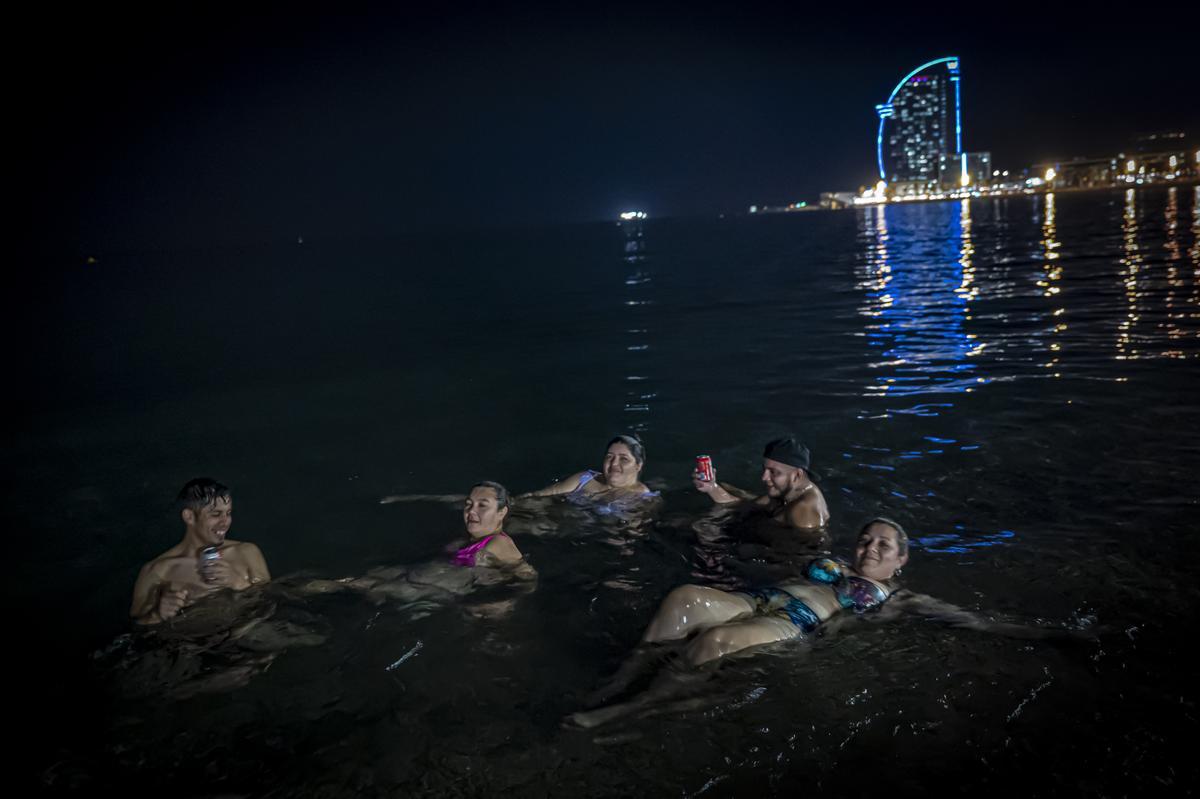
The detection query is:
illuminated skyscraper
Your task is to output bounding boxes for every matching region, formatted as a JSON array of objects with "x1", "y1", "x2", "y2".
[{"x1": 875, "y1": 57, "x2": 964, "y2": 194}]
